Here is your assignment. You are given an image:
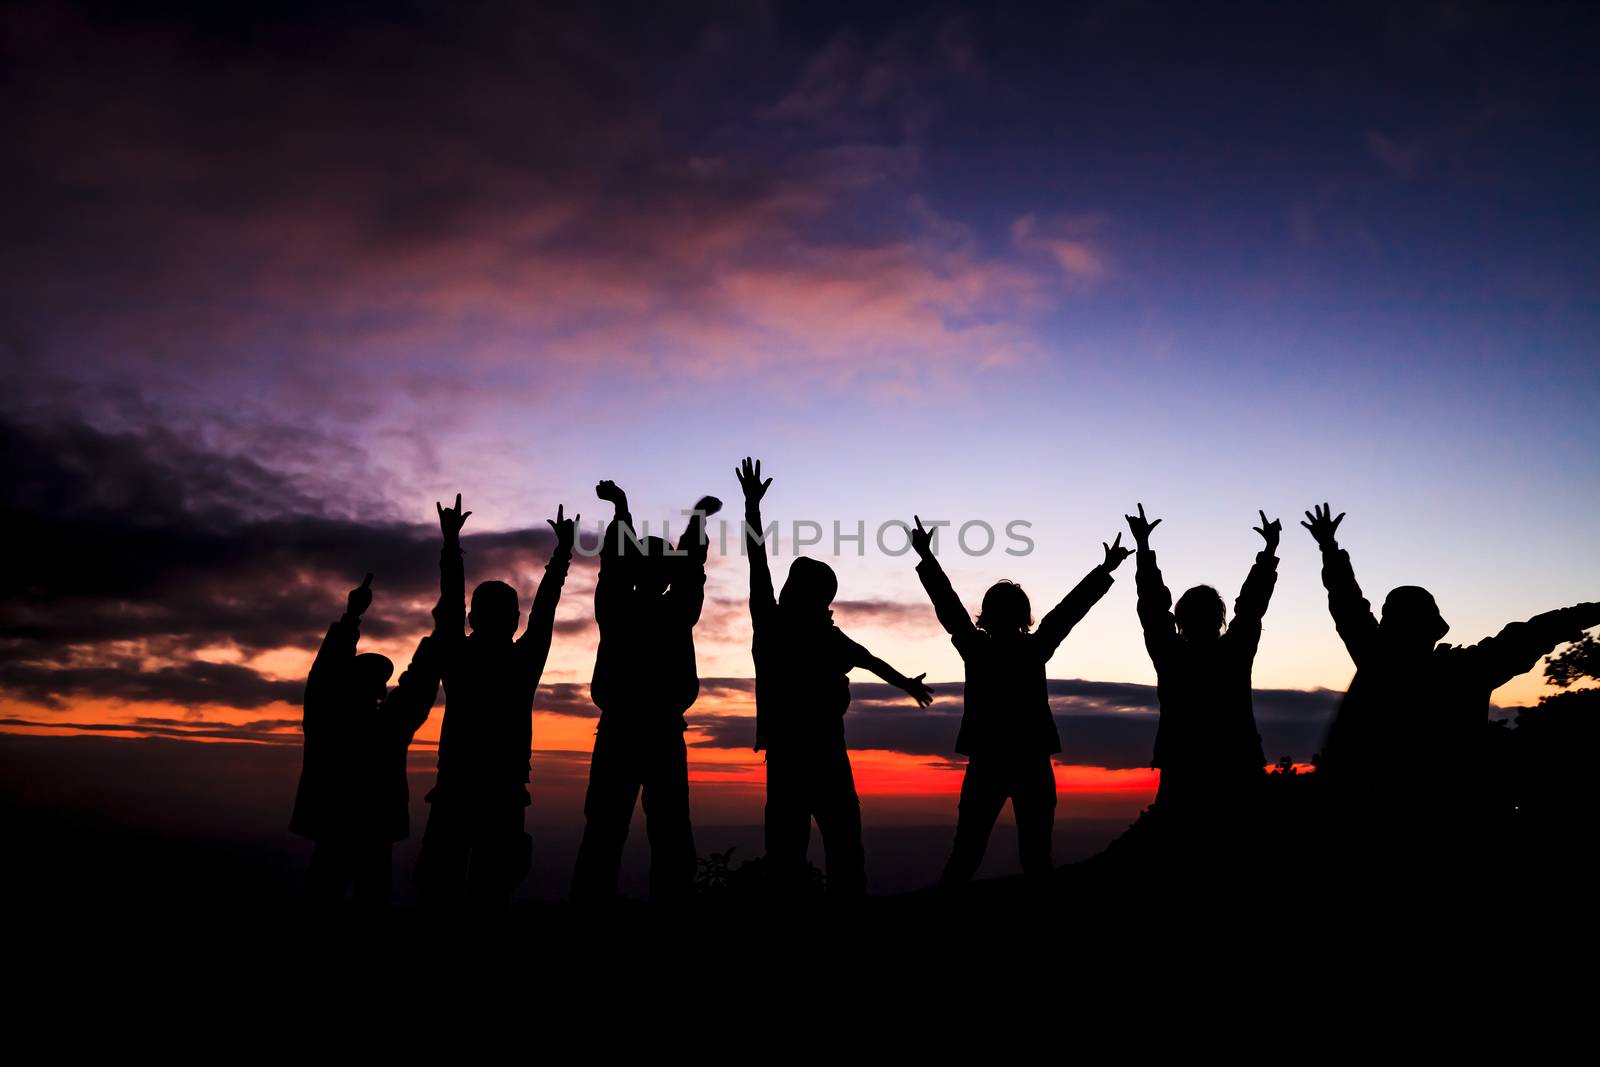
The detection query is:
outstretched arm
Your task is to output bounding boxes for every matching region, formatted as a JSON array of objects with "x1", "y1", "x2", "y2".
[
  {"x1": 911, "y1": 515, "x2": 978, "y2": 644},
  {"x1": 1470, "y1": 602, "x2": 1600, "y2": 691},
  {"x1": 856, "y1": 652, "x2": 935, "y2": 707},
  {"x1": 1036, "y1": 535, "x2": 1127, "y2": 658},
  {"x1": 517, "y1": 504, "x2": 576, "y2": 675},
  {"x1": 1303, "y1": 503, "x2": 1378, "y2": 666},
  {"x1": 1229, "y1": 511, "x2": 1281, "y2": 654},
  {"x1": 737, "y1": 457, "x2": 777, "y2": 627}
]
